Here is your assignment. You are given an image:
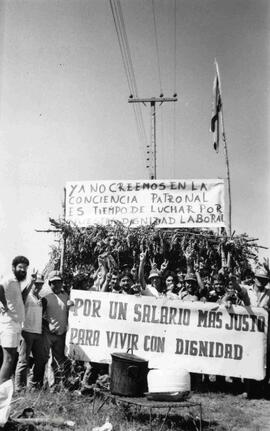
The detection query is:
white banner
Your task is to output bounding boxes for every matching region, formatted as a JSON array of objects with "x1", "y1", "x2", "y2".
[
  {"x1": 65, "y1": 179, "x2": 225, "y2": 228},
  {"x1": 67, "y1": 291, "x2": 267, "y2": 380}
]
